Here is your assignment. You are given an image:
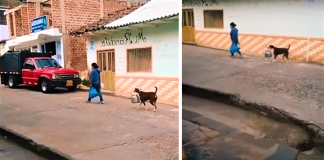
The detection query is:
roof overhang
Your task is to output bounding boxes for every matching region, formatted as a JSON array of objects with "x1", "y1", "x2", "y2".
[
  {"x1": 4, "y1": 4, "x2": 26, "y2": 15},
  {"x1": 6, "y1": 28, "x2": 62, "y2": 48},
  {"x1": 80, "y1": 15, "x2": 178, "y2": 37}
]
